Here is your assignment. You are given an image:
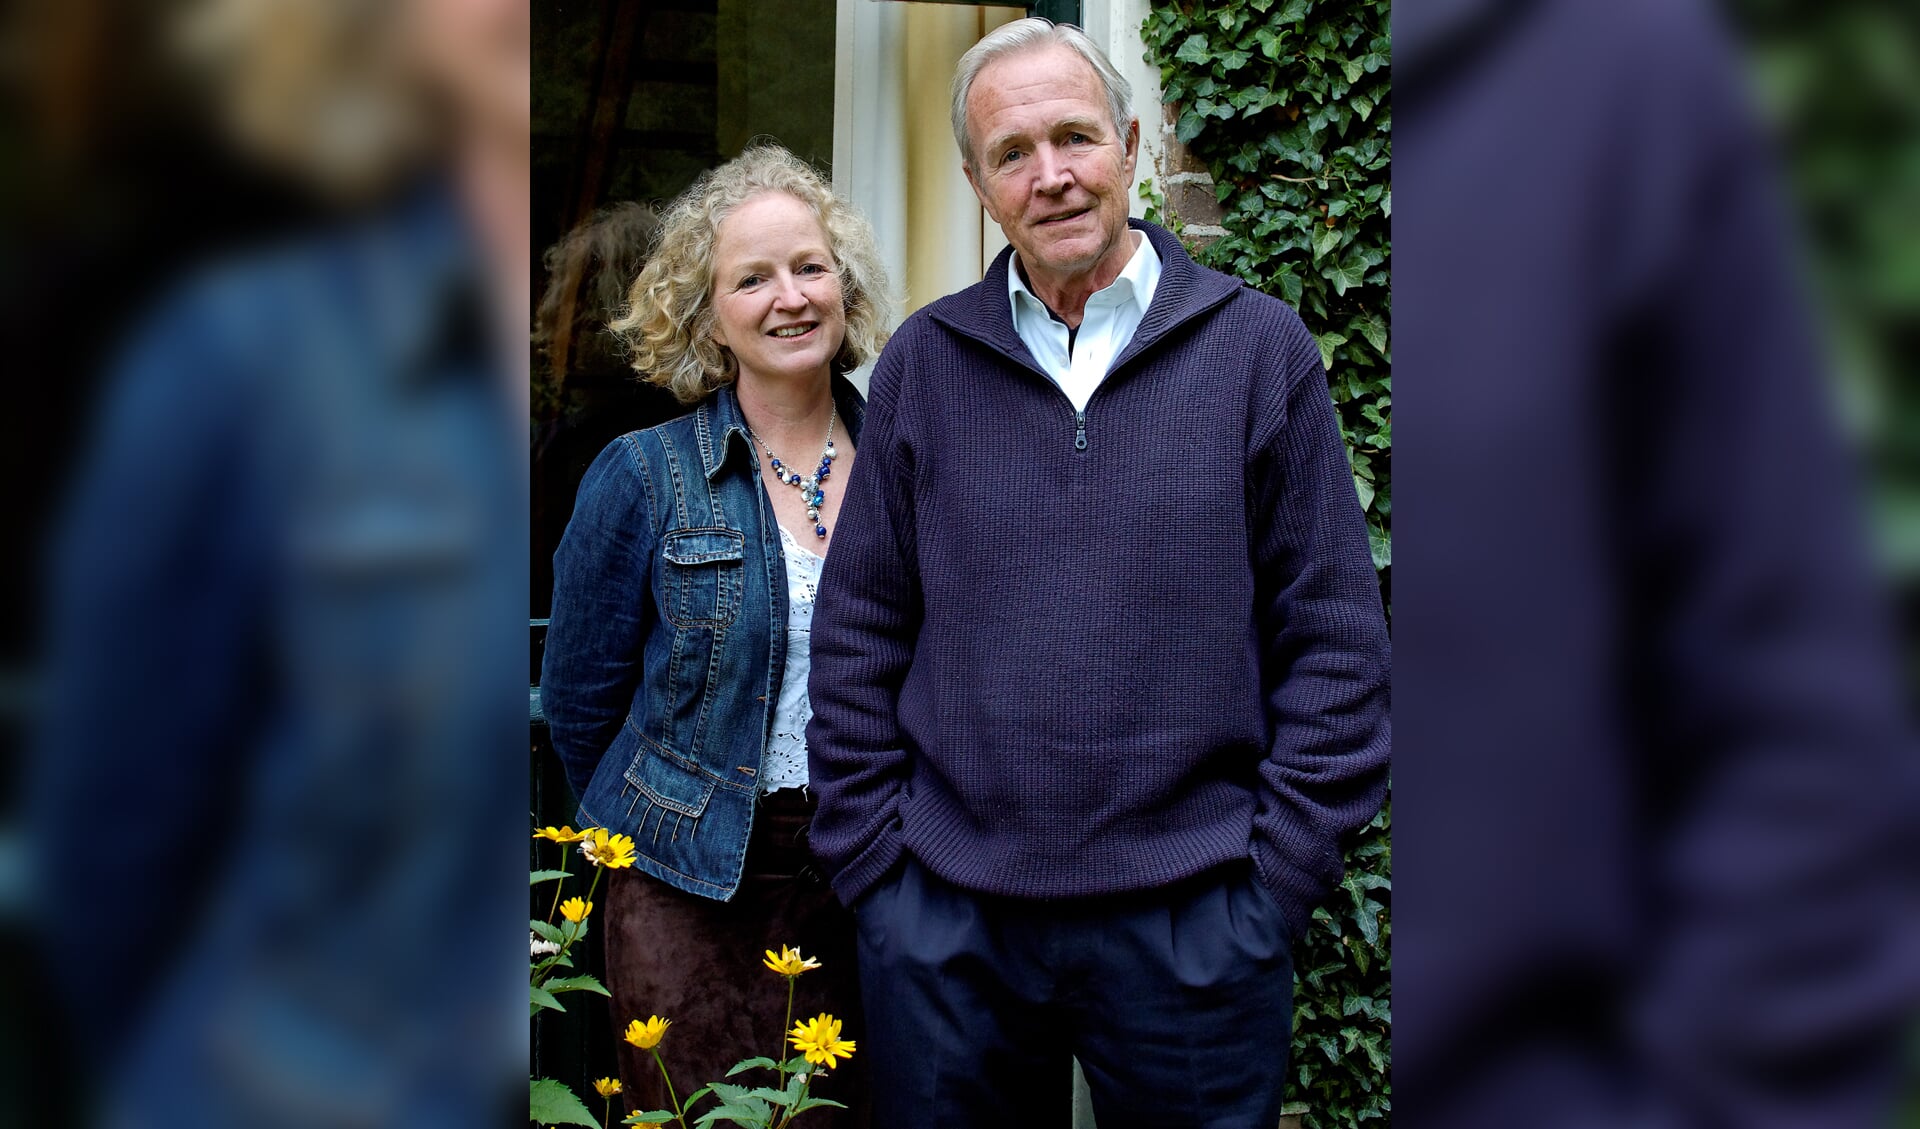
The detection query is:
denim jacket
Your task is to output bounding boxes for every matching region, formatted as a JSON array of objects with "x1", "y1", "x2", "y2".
[{"x1": 542, "y1": 376, "x2": 865, "y2": 900}]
